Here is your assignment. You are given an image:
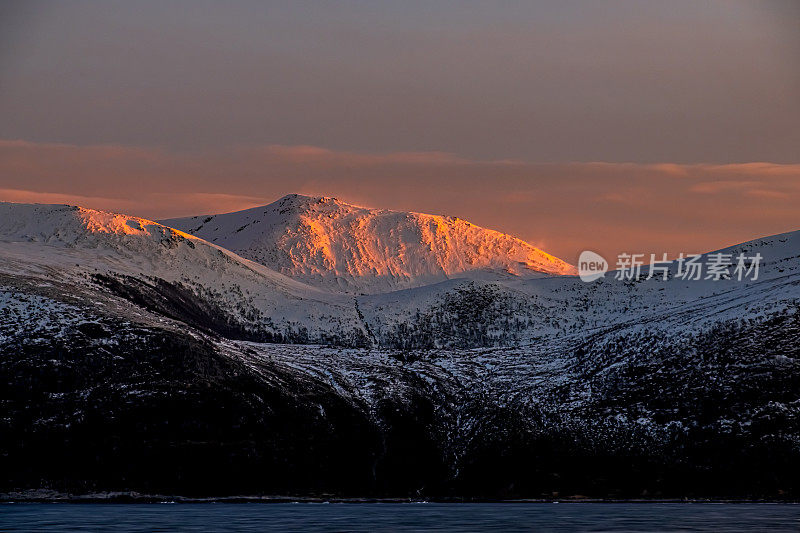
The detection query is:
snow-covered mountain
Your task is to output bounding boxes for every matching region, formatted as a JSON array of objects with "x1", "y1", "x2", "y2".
[
  {"x1": 161, "y1": 194, "x2": 576, "y2": 294},
  {"x1": 2, "y1": 201, "x2": 799, "y2": 349},
  {"x1": 2, "y1": 199, "x2": 799, "y2": 499},
  {"x1": 356, "y1": 229, "x2": 800, "y2": 348},
  {"x1": 0, "y1": 202, "x2": 368, "y2": 345}
]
